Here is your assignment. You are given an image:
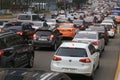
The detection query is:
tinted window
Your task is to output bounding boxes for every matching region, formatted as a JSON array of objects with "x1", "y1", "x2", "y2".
[
  {"x1": 4, "y1": 35, "x2": 22, "y2": 47},
  {"x1": 36, "y1": 31, "x2": 51, "y2": 36},
  {"x1": 105, "y1": 25, "x2": 112, "y2": 31},
  {"x1": 32, "y1": 15, "x2": 40, "y2": 21},
  {"x1": 4, "y1": 22, "x2": 22, "y2": 28},
  {"x1": 74, "y1": 33, "x2": 97, "y2": 39},
  {"x1": 89, "y1": 26, "x2": 105, "y2": 32},
  {"x1": 56, "y1": 47, "x2": 87, "y2": 57},
  {"x1": 18, "y1": 15, "x2": 31, "y2": 20}
]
